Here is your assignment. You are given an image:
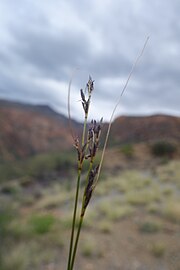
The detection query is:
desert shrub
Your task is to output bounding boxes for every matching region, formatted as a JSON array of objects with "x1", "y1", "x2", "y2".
[
  {"x1": 27, "y1": 154, "x2": 58, "y2": 178},
  {"x1": 151, "y1": 141, "x2": 176, "y2": 157},
  {"x1": 29, "y1": 214, "x2": 55, "y2": 235},
  {"x1": 139, "y1": 221, "x2": 161, "y2": 233},
  {"x1": 120, "y1": 144, "x2": 134, "y2": 158},
  {"x1": 1, "y1": 244, "x2": 29, "y2": 270},
  {"x1": 27, "y1": 152, "x2": 76, "y2": 179},
  {"x1": 97, "y1": 221, "x2": 112, "y2": 234},
  {"x1": 126, "y1": 188, "x2": 161, "y2": 206},
  {"x1": 81, "y1": 236, "x2": 102, "y2": 258},
  {"x1": 98, "y1": 202, "x2": 134, "y2": 221},
  {"x1": 54, "y1": 151, "x2": 76, "y2": 170},
  {"x1": 1, "y1": 184, "x2": 19, "y2": 195},
  {"x1": 150, "y1": 242, "x2": 166, "y2": 257},
  {"x1": 0, "y1": 161, "x2": 25, "y2": 183},
  {"x1": 163, "y1": 201, "x2": 180, "y2": 223},
  {"x1": 0, "y1": 207, "x2": 13, "y2": 237},
  {"x1": 147, "y1": 203, "x2": 160, "y2": 214}
]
